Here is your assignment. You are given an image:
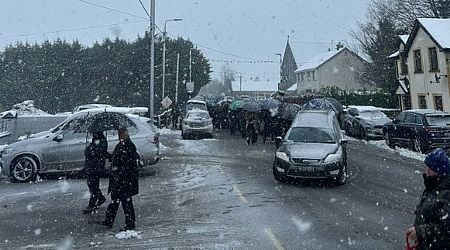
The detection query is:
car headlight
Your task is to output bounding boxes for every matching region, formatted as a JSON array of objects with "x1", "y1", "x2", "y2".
[
  {"x1": 323, "y1": 147, "x2": 342, "y2": 164},
  {"x1": 276, "y1": 152, "x2": 289, "y2": 162},
  {"x1": 0, "y1": 147, "x2": 15, "y2": 156}
]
